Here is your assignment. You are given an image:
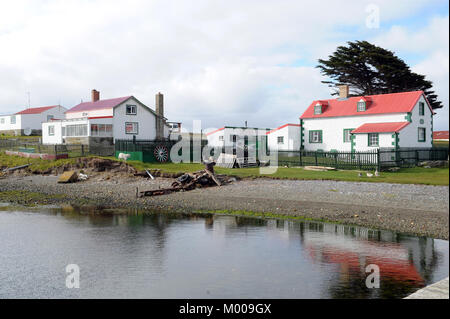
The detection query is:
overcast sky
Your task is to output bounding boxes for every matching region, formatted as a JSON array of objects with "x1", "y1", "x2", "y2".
[{"x1": 0, "y1": 0, "x2": 448, "y2": 131}]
